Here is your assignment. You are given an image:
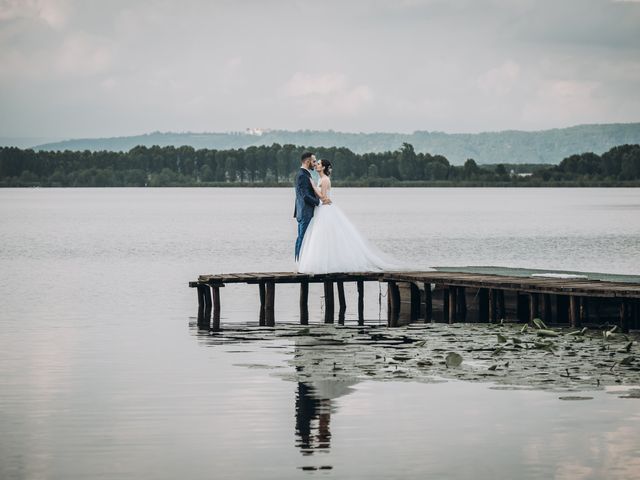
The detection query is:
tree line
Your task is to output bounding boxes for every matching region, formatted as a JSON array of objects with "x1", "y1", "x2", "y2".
[{"x1": 1, "y1": 143, "x2": 639, "y2": 187}]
